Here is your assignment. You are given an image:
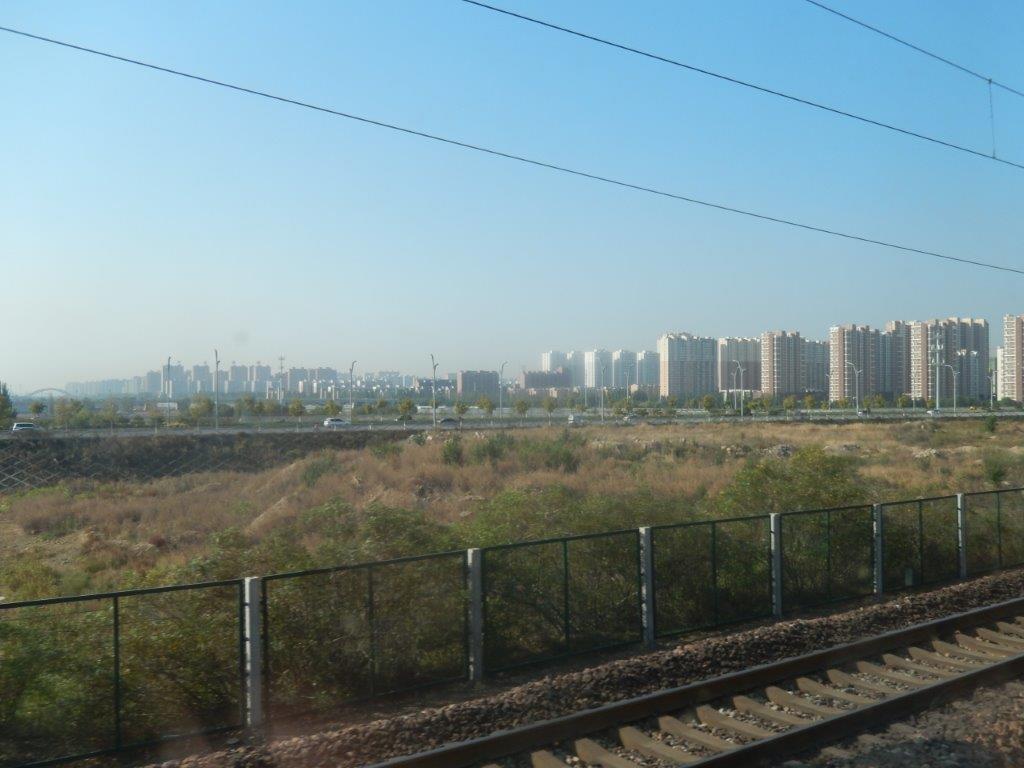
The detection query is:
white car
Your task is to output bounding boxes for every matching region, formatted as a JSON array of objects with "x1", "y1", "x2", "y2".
[
  {"x1": 322, "y1": 417, "x2": 351, "y2": 429},
  {"x1": 11, "y1": 422, "x2": 40, "y2": 432}
]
